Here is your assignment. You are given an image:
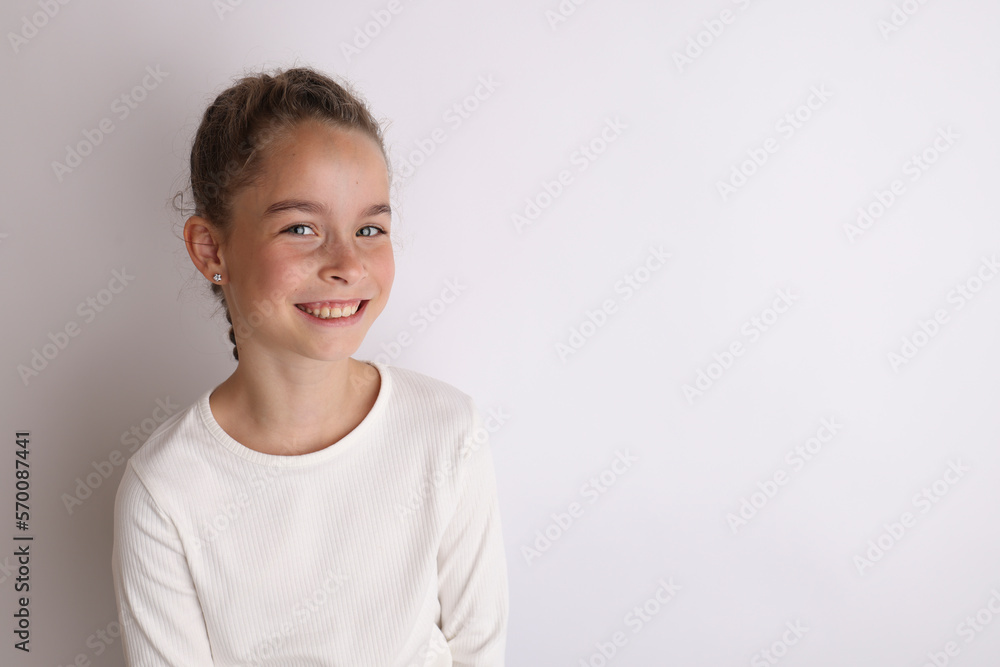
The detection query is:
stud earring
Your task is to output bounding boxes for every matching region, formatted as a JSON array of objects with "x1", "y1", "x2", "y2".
[{"x1": 213, "y1": 273, "x2": 222, "y2": 282}]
